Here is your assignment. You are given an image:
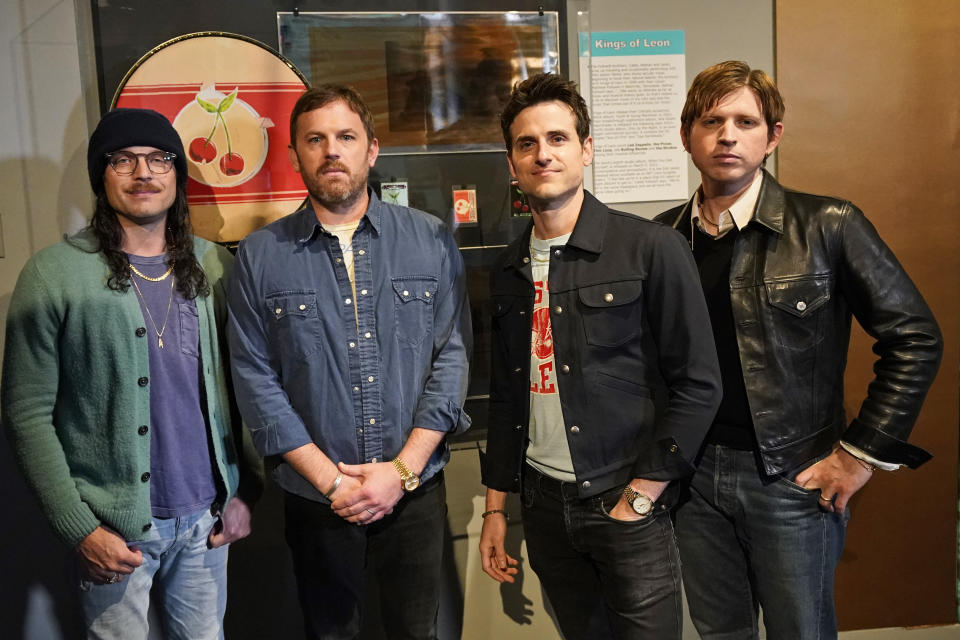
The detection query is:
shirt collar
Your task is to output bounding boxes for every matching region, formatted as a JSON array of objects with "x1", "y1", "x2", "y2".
[
  {"x1": 692, "y1": 170, "x2": 764, "y2": 233},
  {"x1": 294, "y1": 186, "x2": 382, "y2": 245}
]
